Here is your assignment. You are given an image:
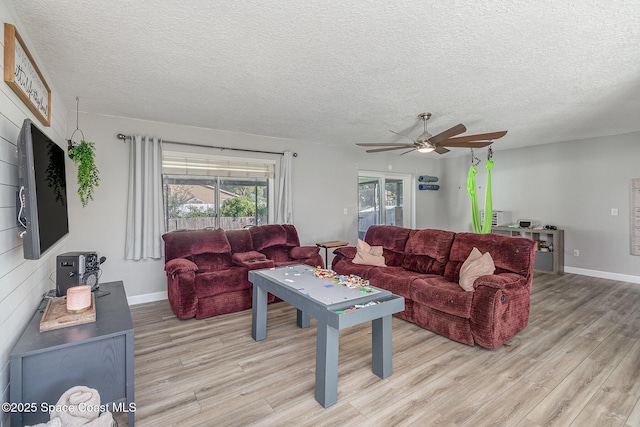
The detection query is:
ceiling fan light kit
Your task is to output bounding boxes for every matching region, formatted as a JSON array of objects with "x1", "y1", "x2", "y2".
[{"x1": 356, "y1": 112, "x2": 507, "y2": 156}]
